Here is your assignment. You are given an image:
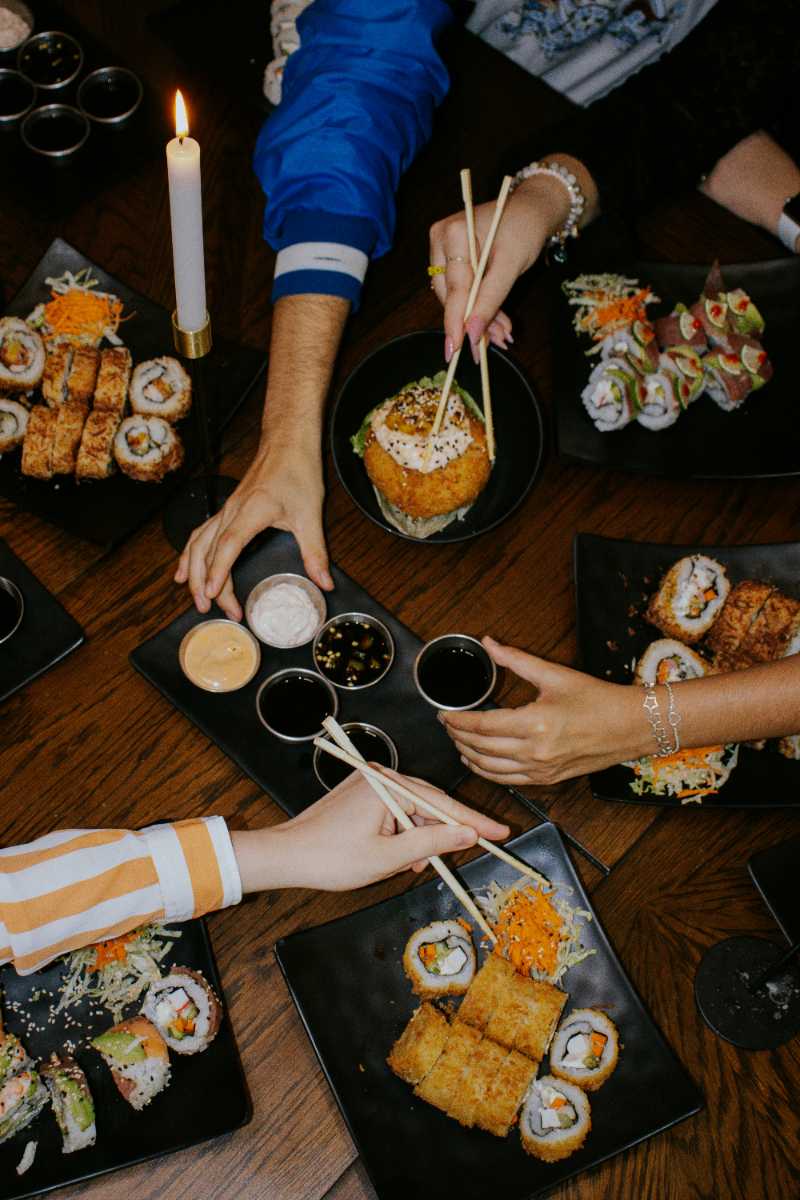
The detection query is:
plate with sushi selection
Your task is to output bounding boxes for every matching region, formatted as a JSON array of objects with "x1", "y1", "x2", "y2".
[
  {"x1": 553, "y1": 253, "x2": 800, "y2": 479},
  {"x1": 331, "y1": 329, "x2": 544, "y2": 543},
  {"x1": 574, "y1": 532, "x2": 800, "y2": 808},
  {"x1": 275, "y1": 822, "x2": 701, "y2": 1200},
  {"x1": 131, "y1": 530, "x2": 468, "y2": 815},
  {"x1": 0, "y1": 238, "x2": 265, "y2": 548},
  {"x1": 0, "y1": 914, "x2": 249, "y2": 1200}
]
